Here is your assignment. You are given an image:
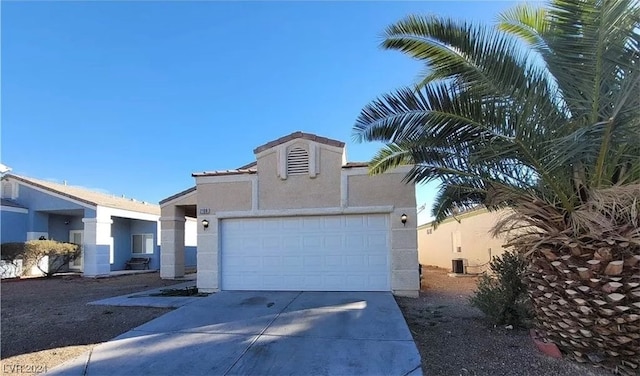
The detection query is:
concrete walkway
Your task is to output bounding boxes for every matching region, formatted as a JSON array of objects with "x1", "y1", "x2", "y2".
[
  {"x1": 49, "y1": 291, "x2": 422, "y2": 376},
  {"x1": 88, "y1": 280, "x2": 200, "y2": 308}
]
